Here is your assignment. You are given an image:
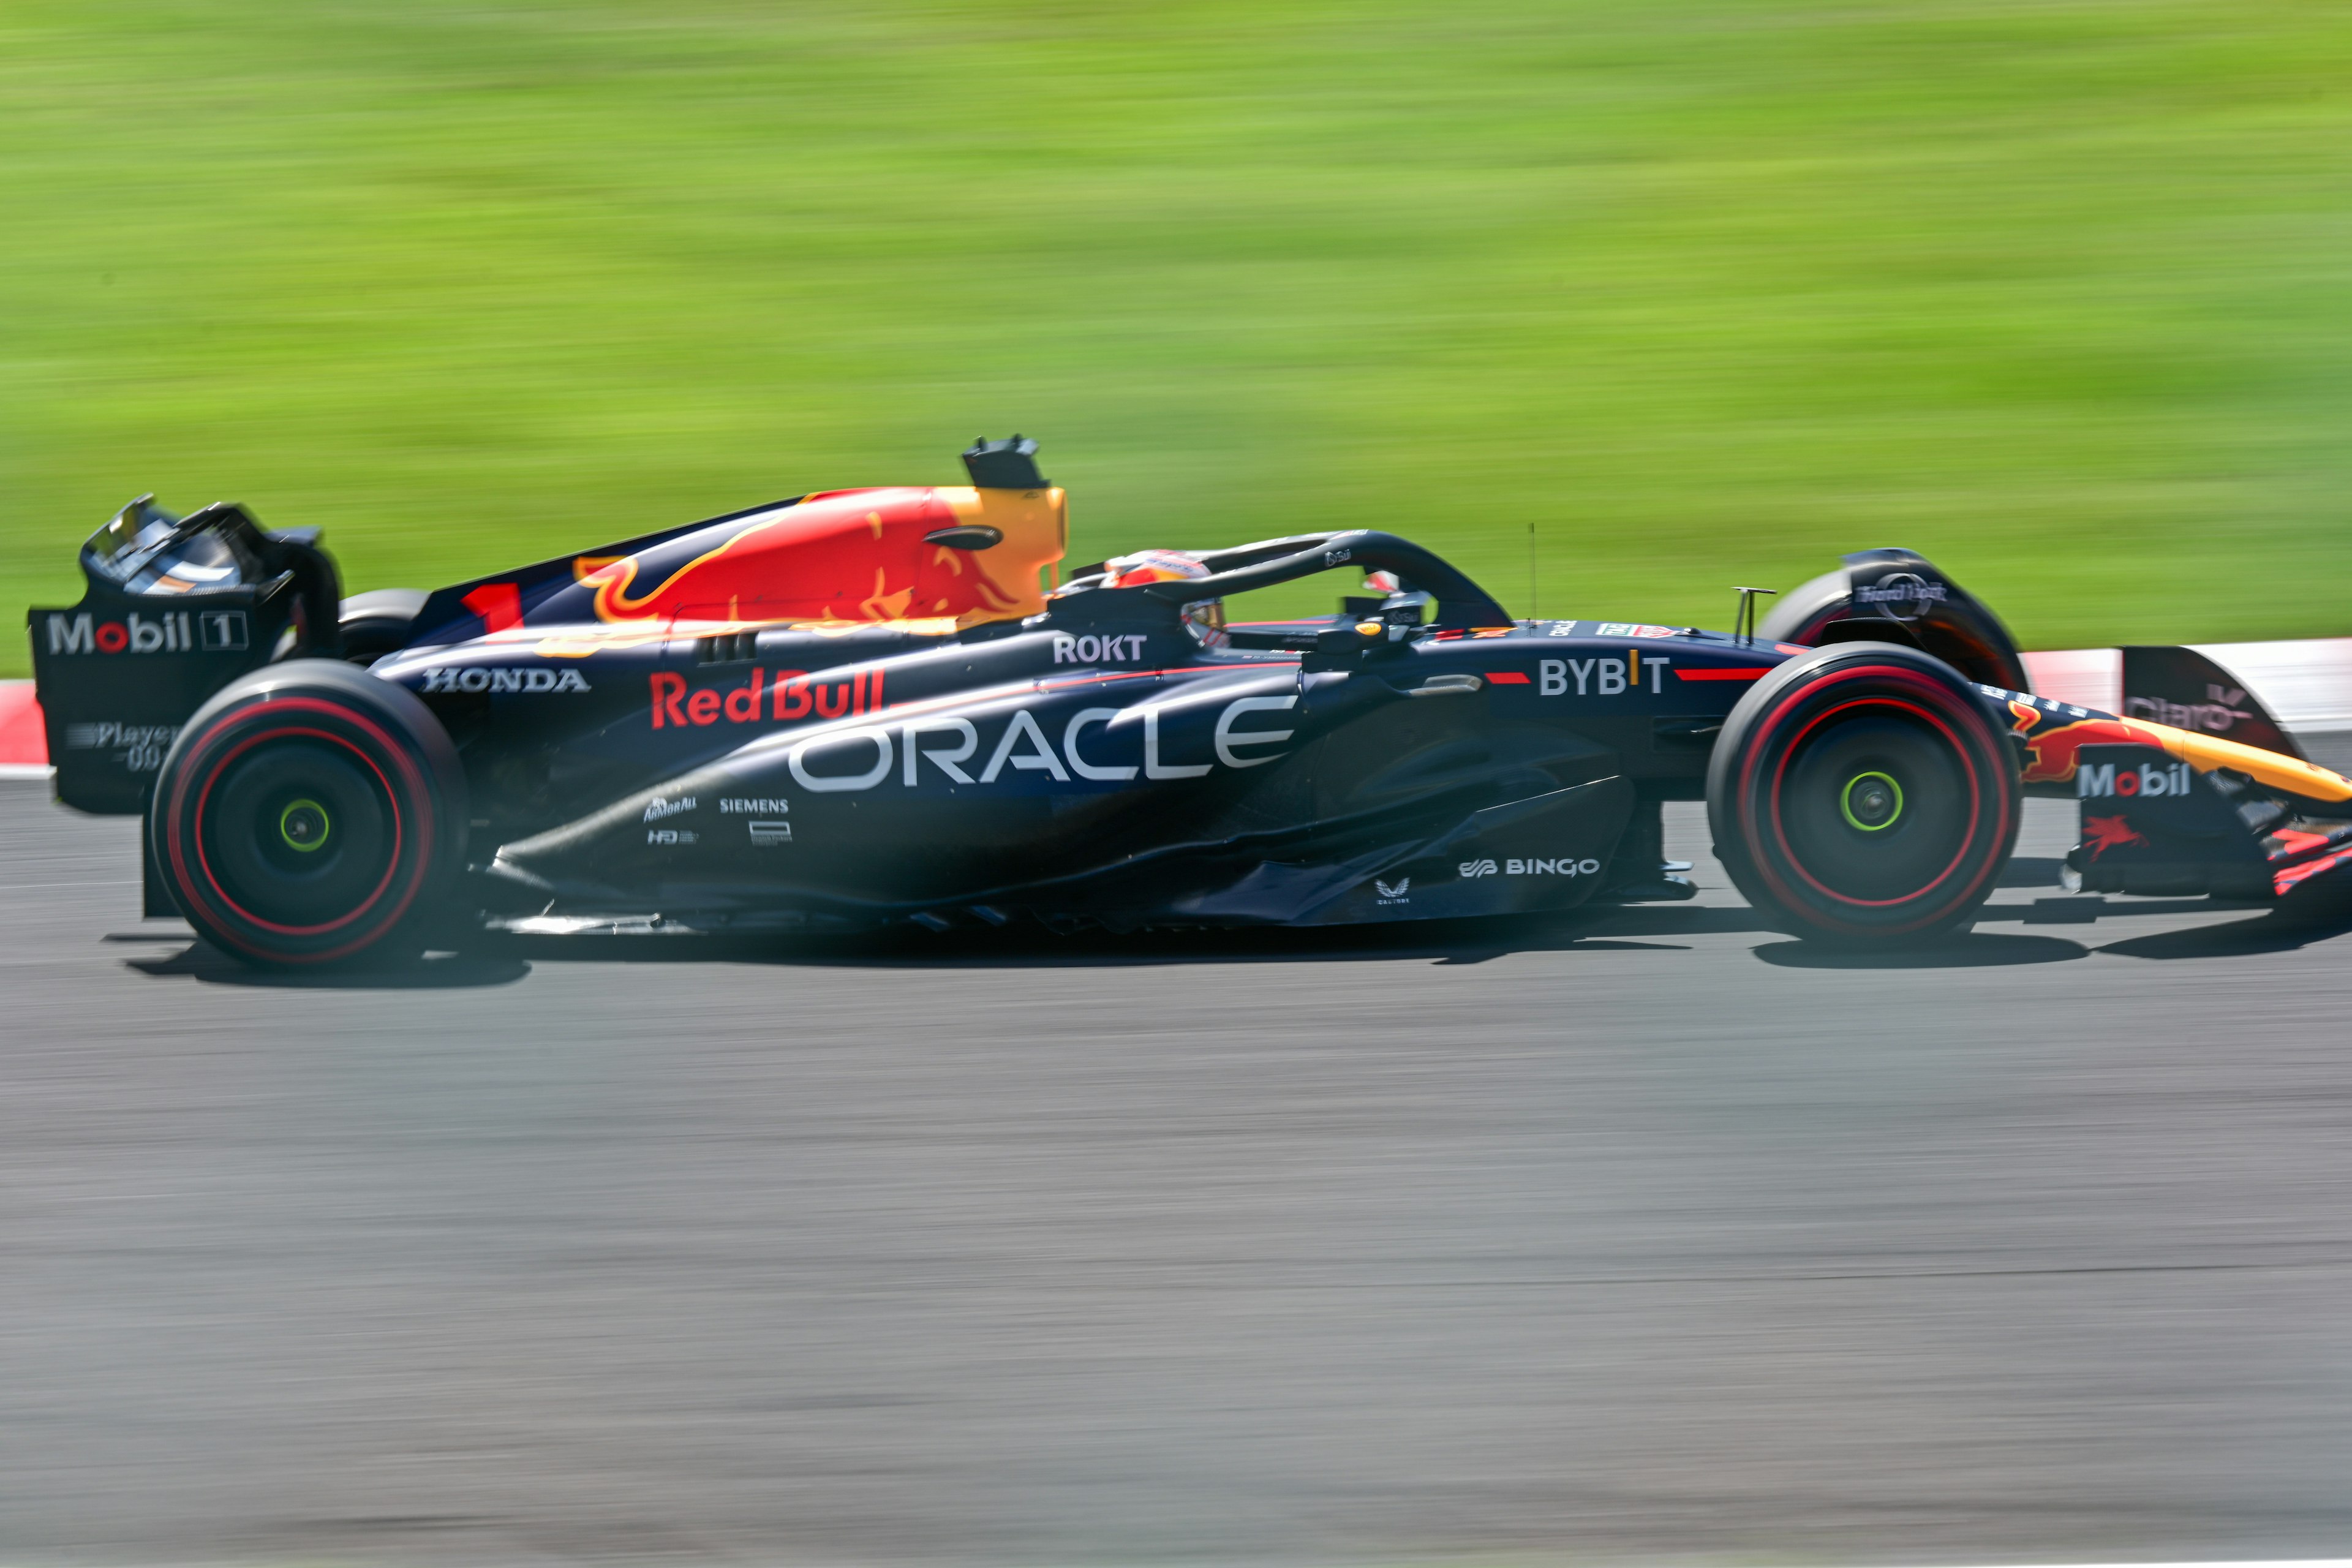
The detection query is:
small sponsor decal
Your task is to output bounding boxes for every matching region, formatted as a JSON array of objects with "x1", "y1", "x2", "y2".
[
  {"x1": 199, "y1": 611, "x2": 249, "y2": 650},
  {"x1": 43, "y1": 609, "x2": 243, "y2": 656},
  {"x1": 2123, "y1": 685, "x2": 2254, "y2": 736},
  {"x1": 646, "y1": 828, "x2": 697, "y2": 846},
  {"x1": 747, "y1": 820, "x2": 793, "y2": 845},
  {"x1": 1374, "y1": 877, "x2": 1411, "y2": 905},
  {"x1": 643, "y1": 794, "x2": 696, "y2": 822},
  {"x1": 2079, "y1": 760, "x2": 2193, "y2": 799},
  {"x1": 1458, "y1": 856, "x2": 1602, "y2": 879},
  {"x1": 62, "y1": 720, "x2": 178, "y2": 772},
  {"x1": 1050, "y1": 633, "x2": 1148, "y2": 665},
  {"x1": 422, "y1": 666, "x2": 592, "y2": 694},
  {"x1": 2082, "y1": 814, "x2": 2147, "y2": 860},
  {"x1": 1537, "y1": 655, "x2": 1673, "y2": 696},
  {"x1": 1592, "y1": 622, "x2": 1678, "y2": 639},
  {"x1": 1853, "y1": 574, "x2": 1947, "y2": 616},
  {"x1": 718, "y1": 797, "x2": 789, "y2": 814}
]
